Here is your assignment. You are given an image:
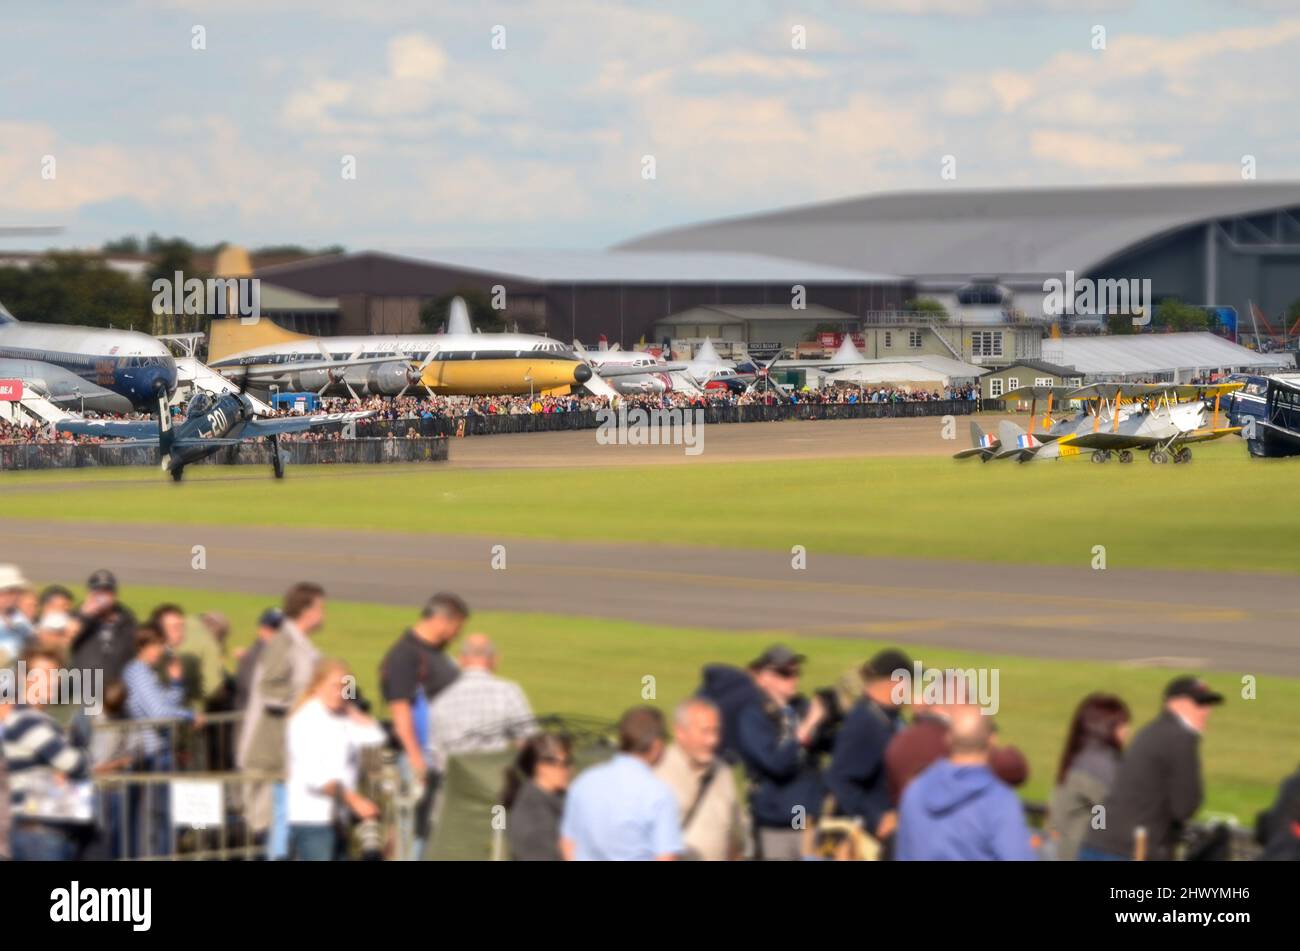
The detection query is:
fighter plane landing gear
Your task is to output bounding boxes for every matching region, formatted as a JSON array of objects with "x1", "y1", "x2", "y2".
[
  {"x1": 269, "y1": 434, "x2": 285, "y2": 479},
  {"x1": 170, "y1": 465, "x2": 184, "y2": 482},
  {"x1": 1118, "y1": 450, "x2": 1134, "y2": 464},
  {"x1": 1174, "y1": 447, "x2": 1192, "y2": 464},
  {"x1": 1090, "y1": 450, "x2": 1111, "y2": 464},
  {"x1": 1148, "y1": 449, "x2": 1169, "y2": 464}
]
